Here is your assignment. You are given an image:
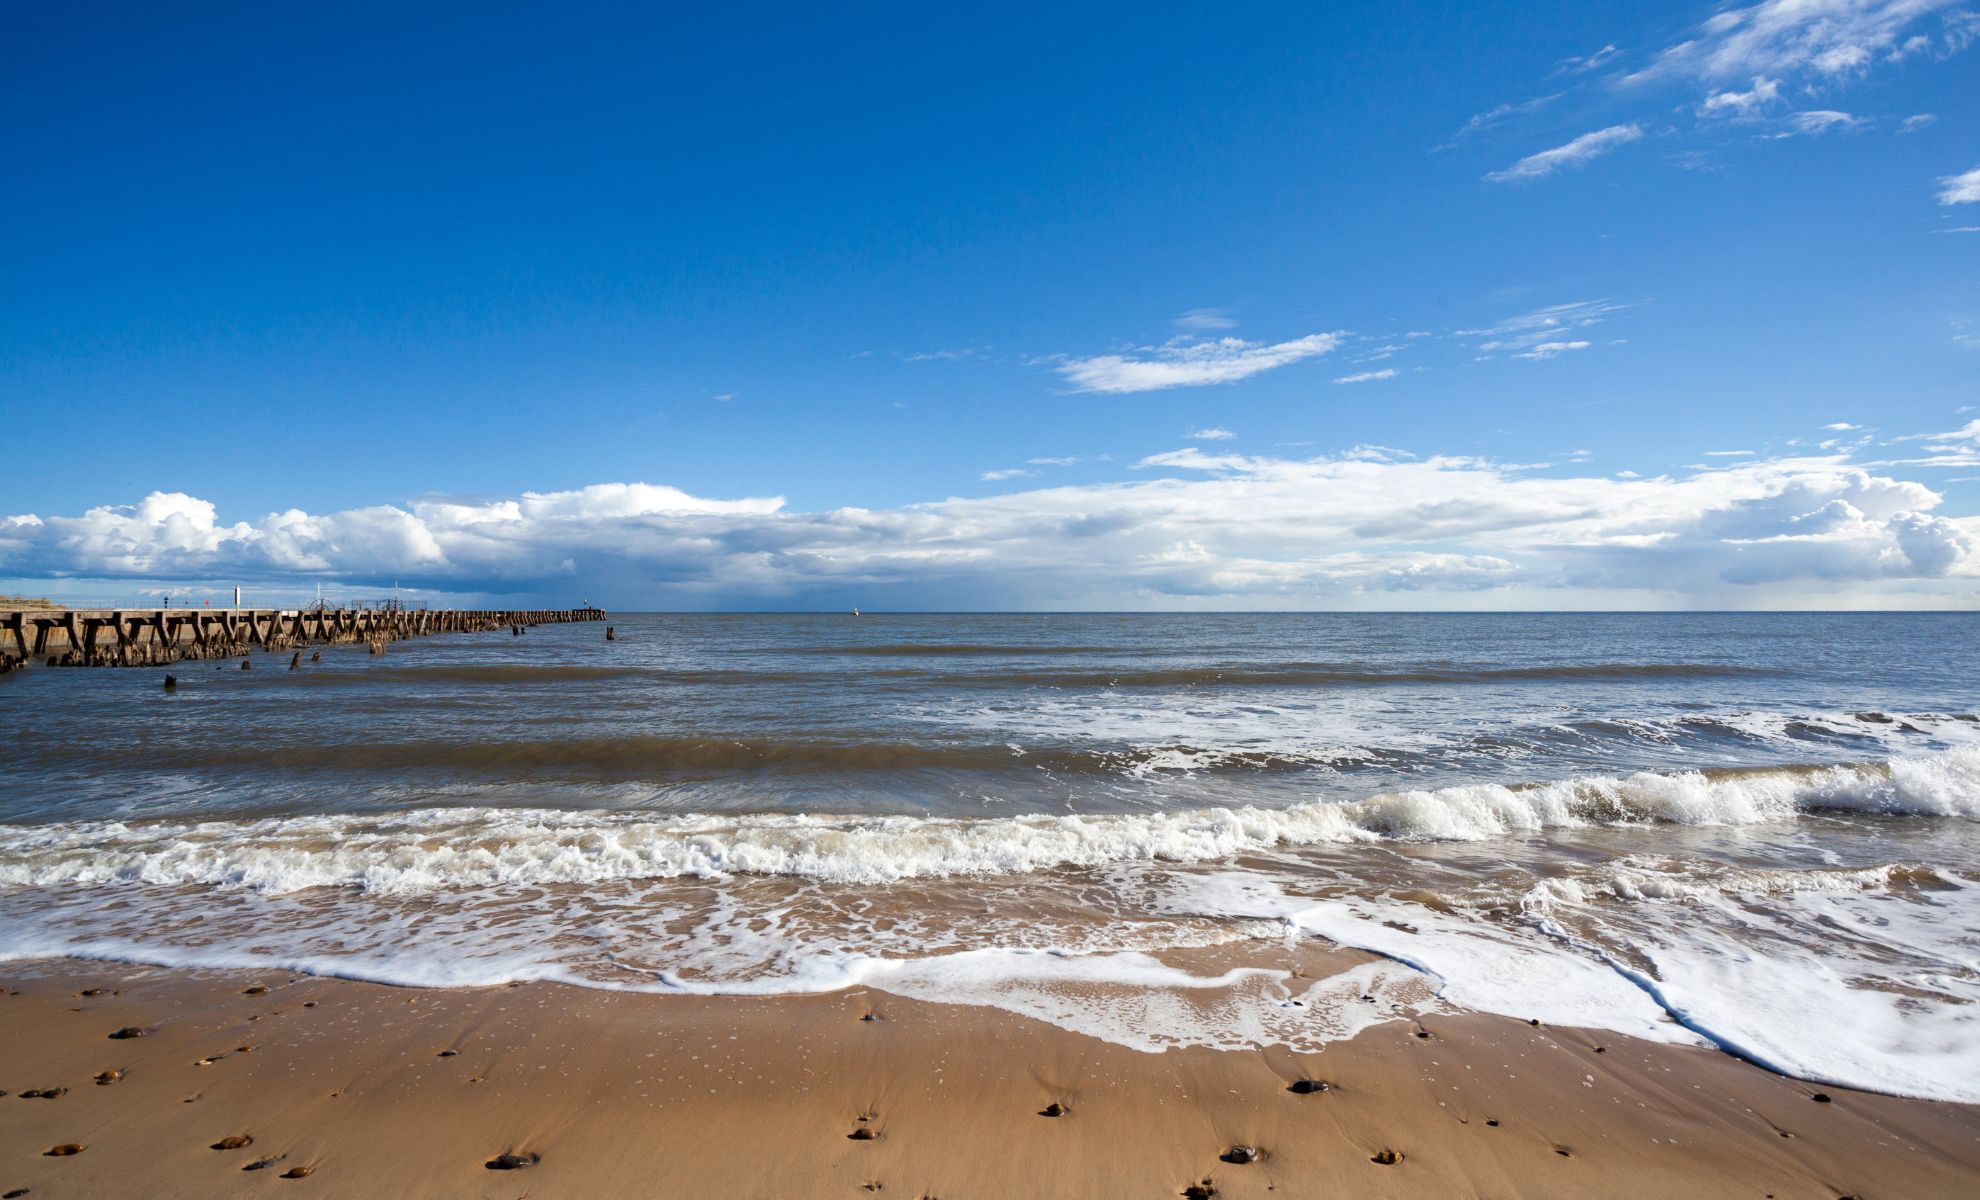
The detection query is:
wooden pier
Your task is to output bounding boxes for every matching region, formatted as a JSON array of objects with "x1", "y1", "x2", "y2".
[{"x1": 0, "y1": 606, "x2": 606, "y2": 673}]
